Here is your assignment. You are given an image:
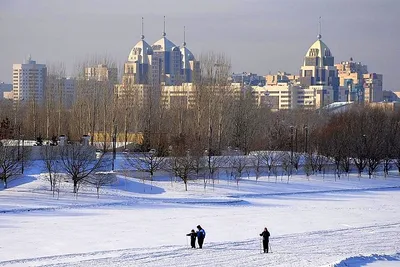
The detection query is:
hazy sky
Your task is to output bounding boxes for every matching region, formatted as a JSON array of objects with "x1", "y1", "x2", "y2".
[{"x1": 1, "y1": 0, "x2": 399, "y2": 90}]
